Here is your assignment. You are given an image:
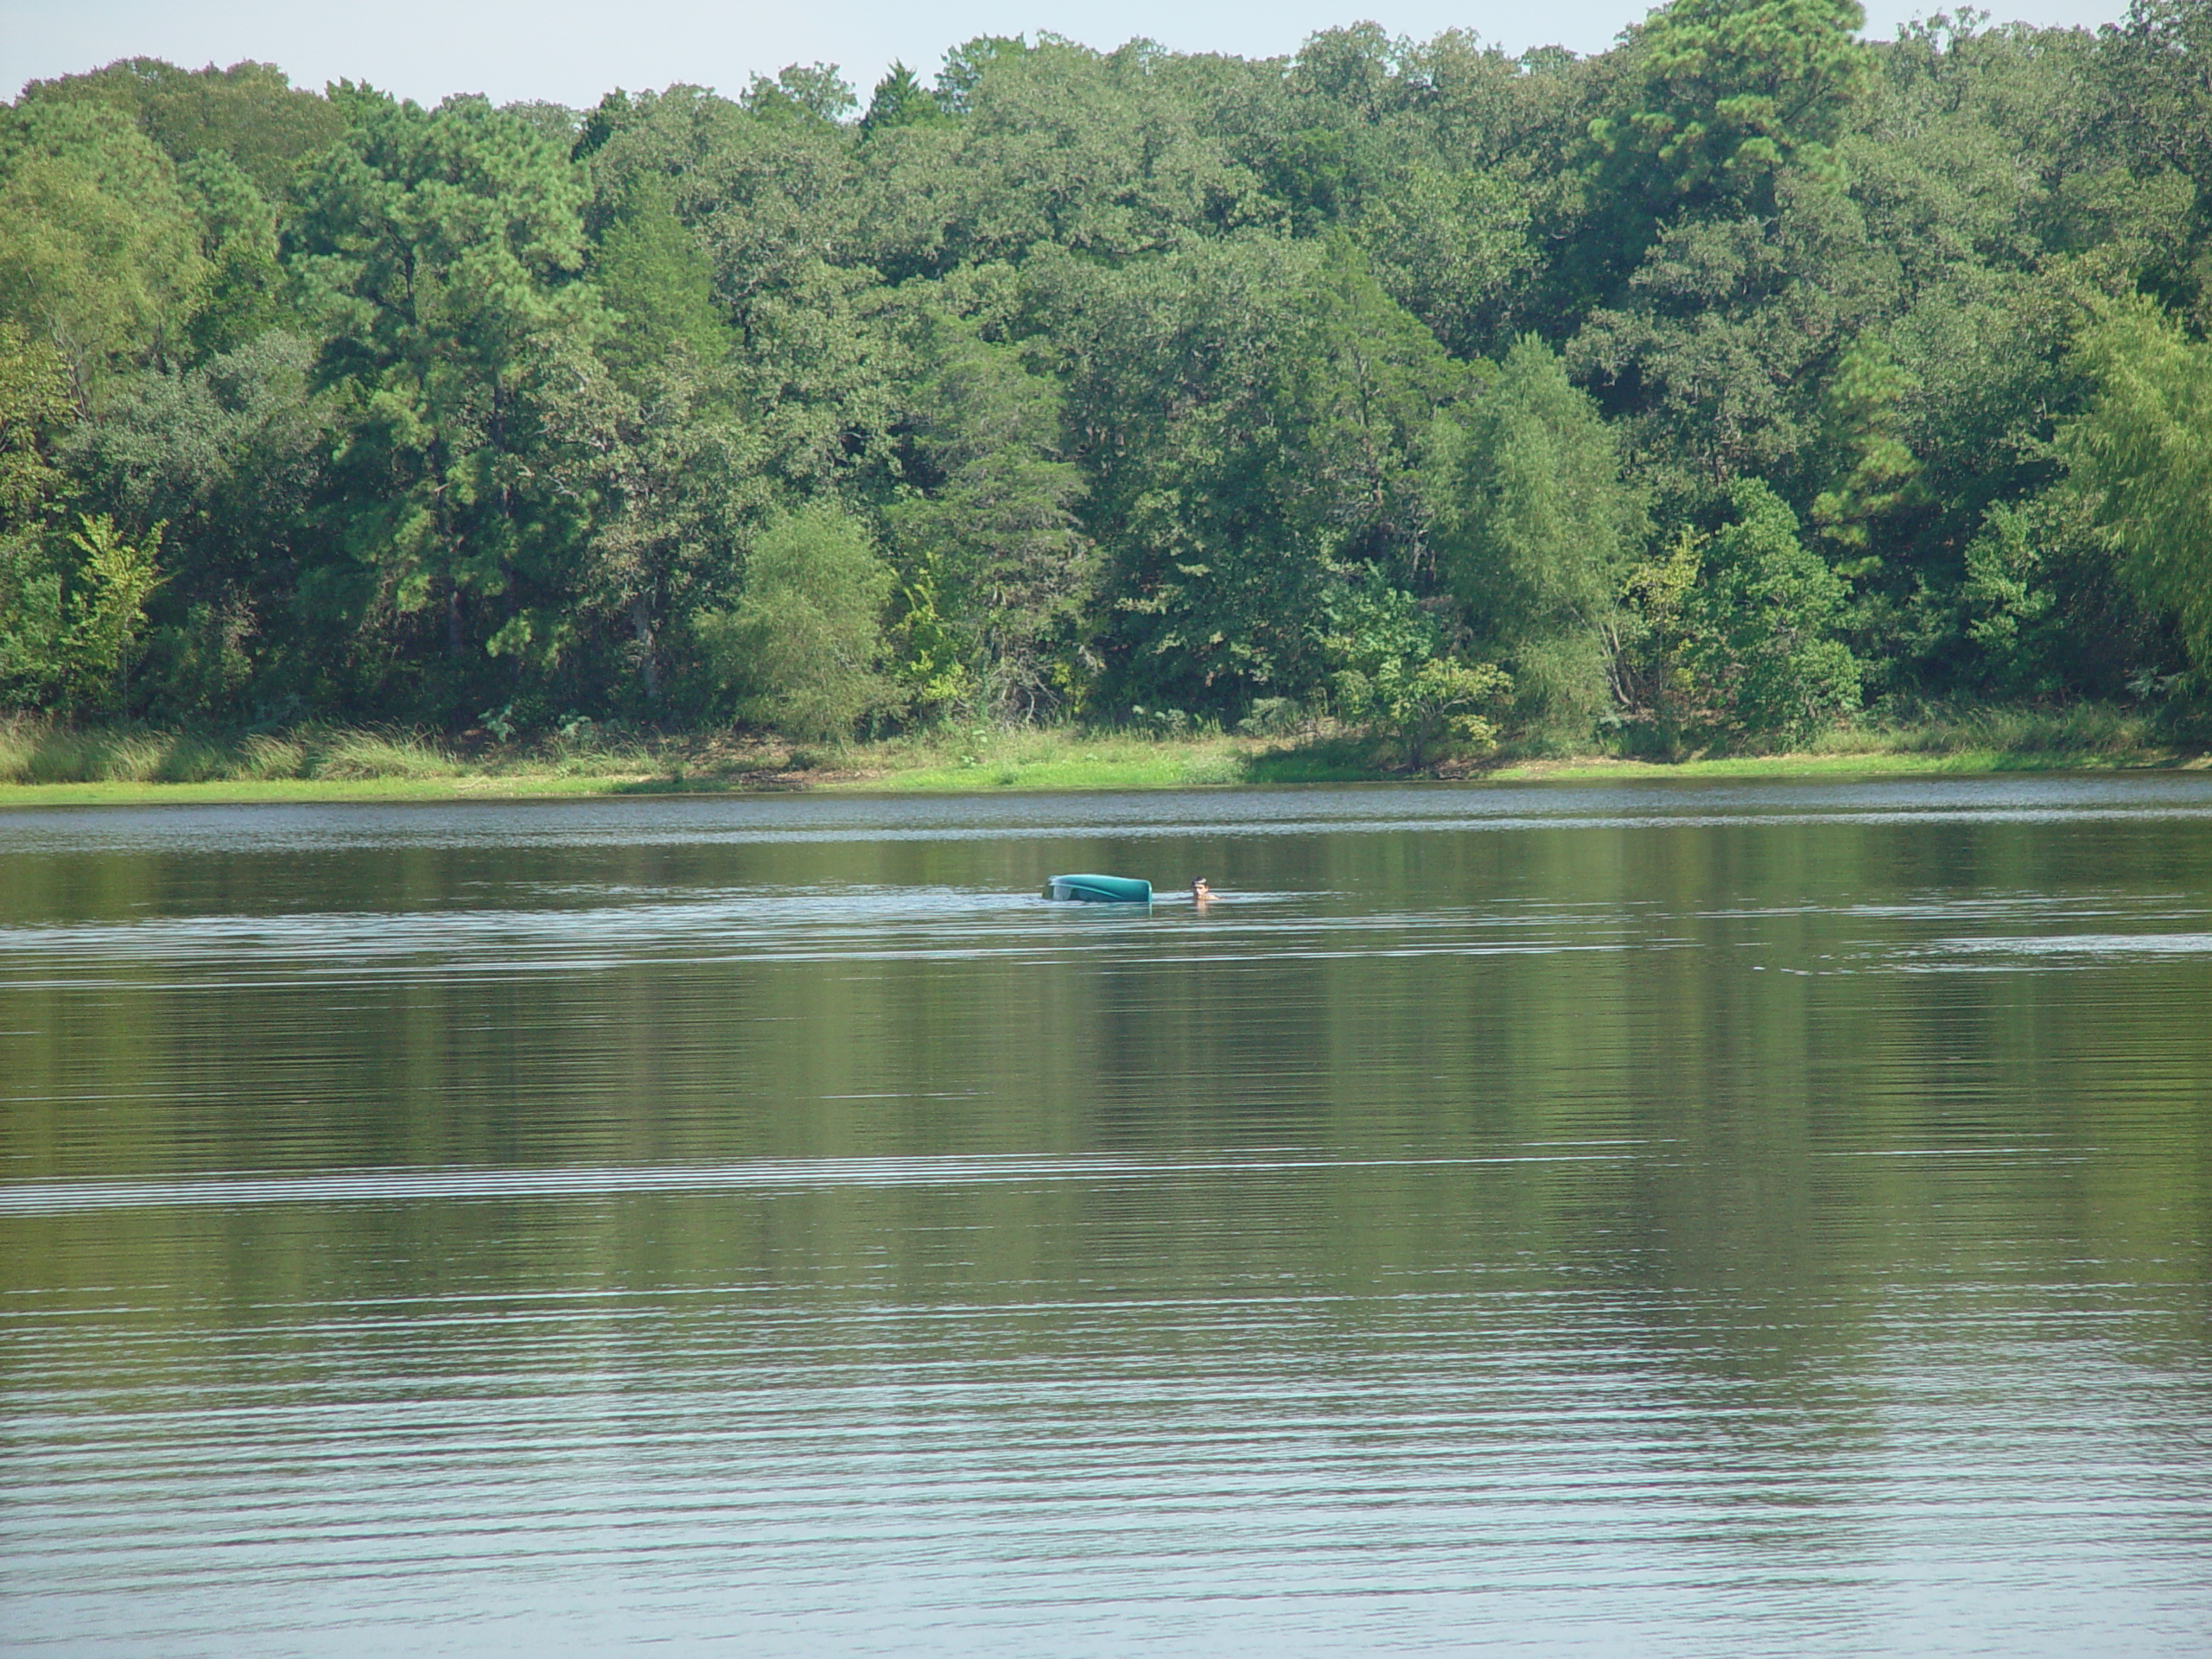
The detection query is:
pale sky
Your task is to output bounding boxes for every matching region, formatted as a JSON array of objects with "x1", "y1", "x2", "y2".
[{"x1": 3, "y1": 0, "x2": 2133, "y2": 111}]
